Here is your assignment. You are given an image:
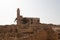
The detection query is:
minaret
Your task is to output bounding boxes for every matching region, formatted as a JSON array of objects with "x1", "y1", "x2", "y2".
[
  {"x1": 17, "y1": 8, "x2": 20, "y2": 25},
  {"x1": 17, "y1": 8, "x2": 20, "y2": 18},
  {"x1": 16, "y1": 8, "x2": 22, "y2": 25}
]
